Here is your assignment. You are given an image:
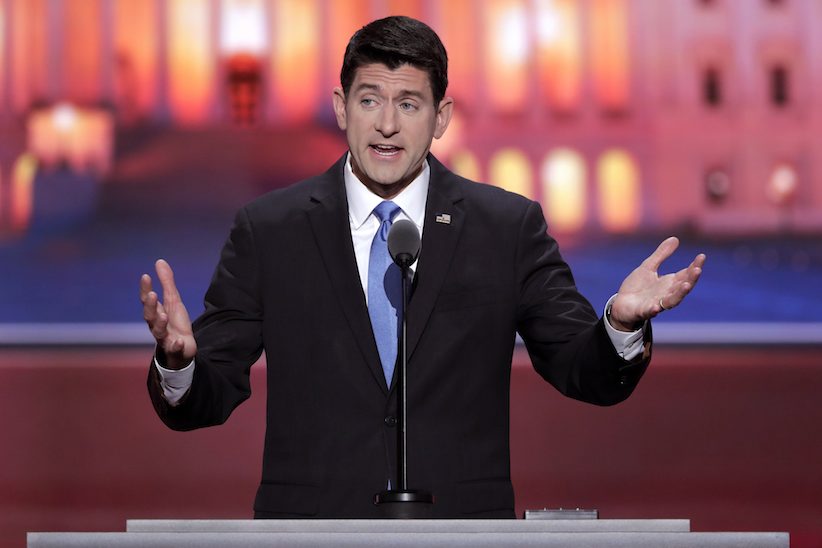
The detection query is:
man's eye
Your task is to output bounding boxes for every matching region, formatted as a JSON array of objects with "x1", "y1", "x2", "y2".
[
  {"x1": 399, "y1": 102, "x2": 417, "y2": 111},
  {"x1": 361, "y1": 98, "x2": 376, "y2": 107}
]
